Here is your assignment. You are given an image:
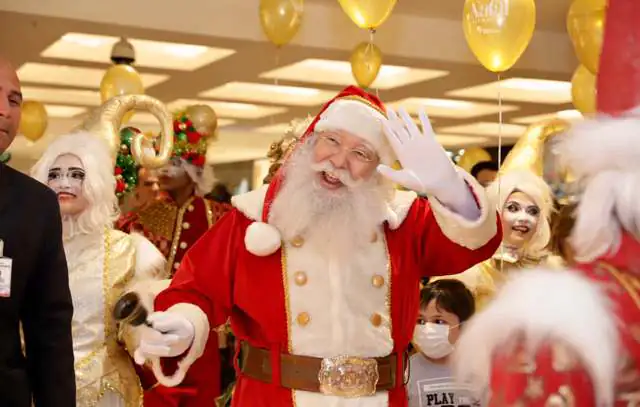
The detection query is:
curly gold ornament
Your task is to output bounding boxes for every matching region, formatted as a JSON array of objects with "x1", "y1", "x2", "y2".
[
  {"x1": 263, "y1": 116, "x2": 313, "y2": 183},
  {"x1": 500, "y1": 118, "x2": 570, "y2": 176},
  {"x1": 76, "y1": 94, "x2": 173, "y2": 169}
]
